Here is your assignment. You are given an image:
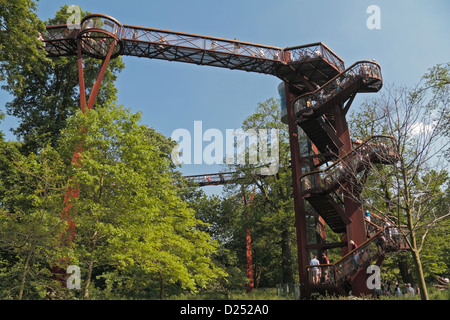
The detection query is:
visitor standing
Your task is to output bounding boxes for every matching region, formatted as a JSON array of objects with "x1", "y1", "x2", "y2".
[{"x1": 309, "y1": 256, "x2": 320, "y2": 285}]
